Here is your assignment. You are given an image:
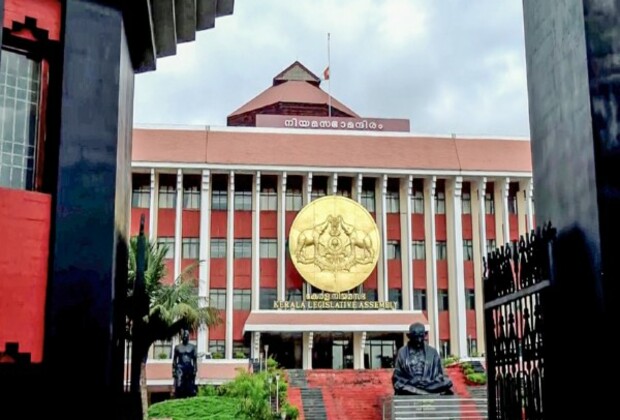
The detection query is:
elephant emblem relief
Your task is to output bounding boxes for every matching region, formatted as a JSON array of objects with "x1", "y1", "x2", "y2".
[{"x1": 295, "y1": 214, "x2": 375, "y2": 272}]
